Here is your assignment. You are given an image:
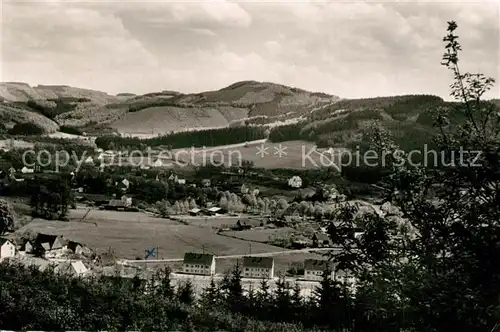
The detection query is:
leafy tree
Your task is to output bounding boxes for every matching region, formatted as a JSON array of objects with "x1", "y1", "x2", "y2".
[
  {"x1": 0, "y1": 199, "x2": 15, "y2": 235},
  {"x1": 8, "y1": 122, "x2": 45, "y2": 135}
]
